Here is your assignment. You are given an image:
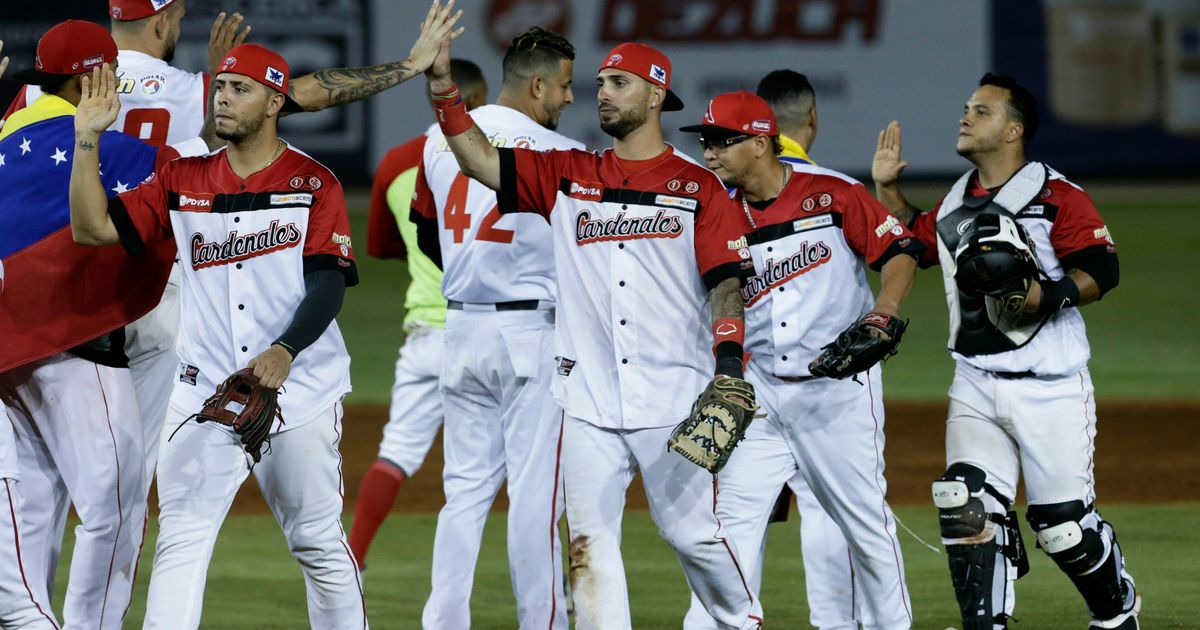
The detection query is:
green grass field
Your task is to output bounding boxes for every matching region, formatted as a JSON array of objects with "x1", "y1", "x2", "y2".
[
  {"x1": 61, "y1": 504, "x2": 1199, "y2": 628},
  {"x1": 337, "y1": 183, "x2": 1200, "y2": 404}
]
